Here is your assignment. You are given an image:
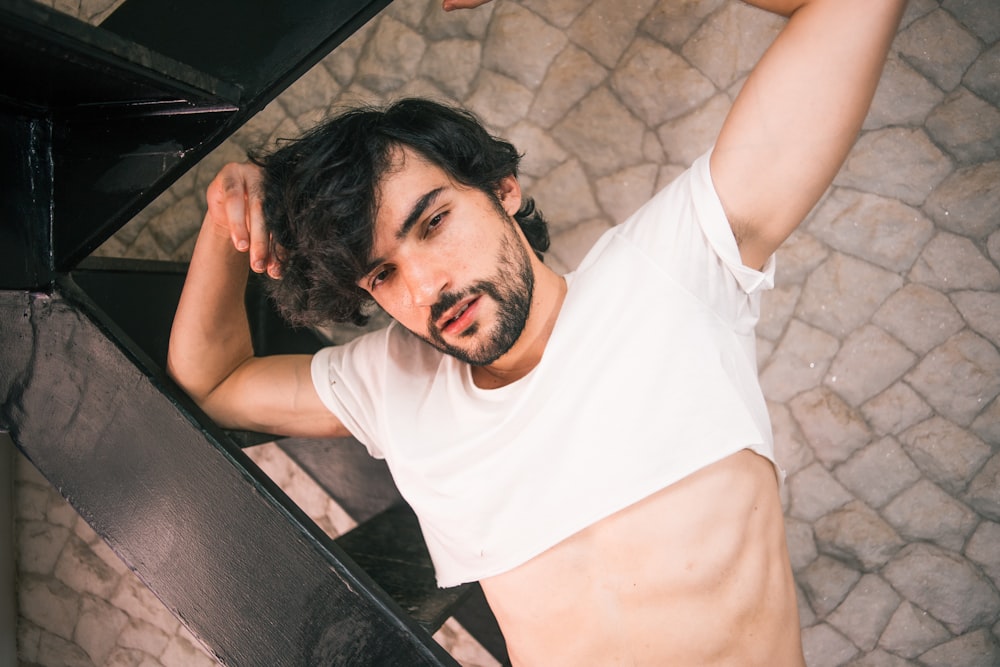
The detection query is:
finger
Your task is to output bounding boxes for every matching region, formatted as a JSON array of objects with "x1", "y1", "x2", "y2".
[
  {"x1": 247, "y1": 176, "x2": 270, "y2": 272},
  {"x1": 442, "y1": 0, "x2": 493, "y2": 11},
  {"x1": 209, "y1": 164, "x2": 251, "y2": 252}
]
